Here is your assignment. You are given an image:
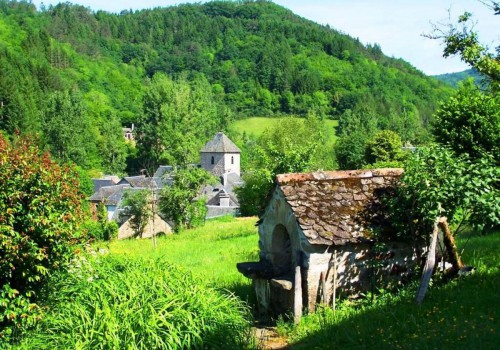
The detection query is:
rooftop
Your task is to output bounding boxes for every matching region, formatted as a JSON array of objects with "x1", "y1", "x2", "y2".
[
  {"x1": 201, "y1": 132, "x2": 240, "y2": 153},
  {"x1": 274, "y1": 169, "x2": 403, "y2": 245}
]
